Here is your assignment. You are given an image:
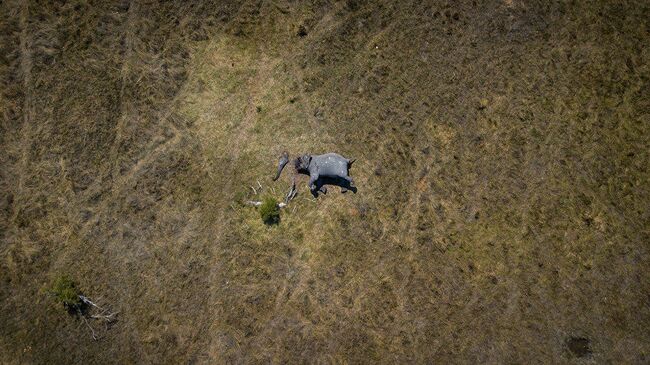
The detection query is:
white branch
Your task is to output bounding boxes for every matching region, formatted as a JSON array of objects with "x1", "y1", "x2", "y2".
[
  {"x1": 79, "y1": 295, "x2": 101, "y2": 310},
  {"x1": 91, "y1": 311, "x2": 119, "y2": 322},
  {"x1": 81, "y1": 315, "x2": 98, "y2": 340}
]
